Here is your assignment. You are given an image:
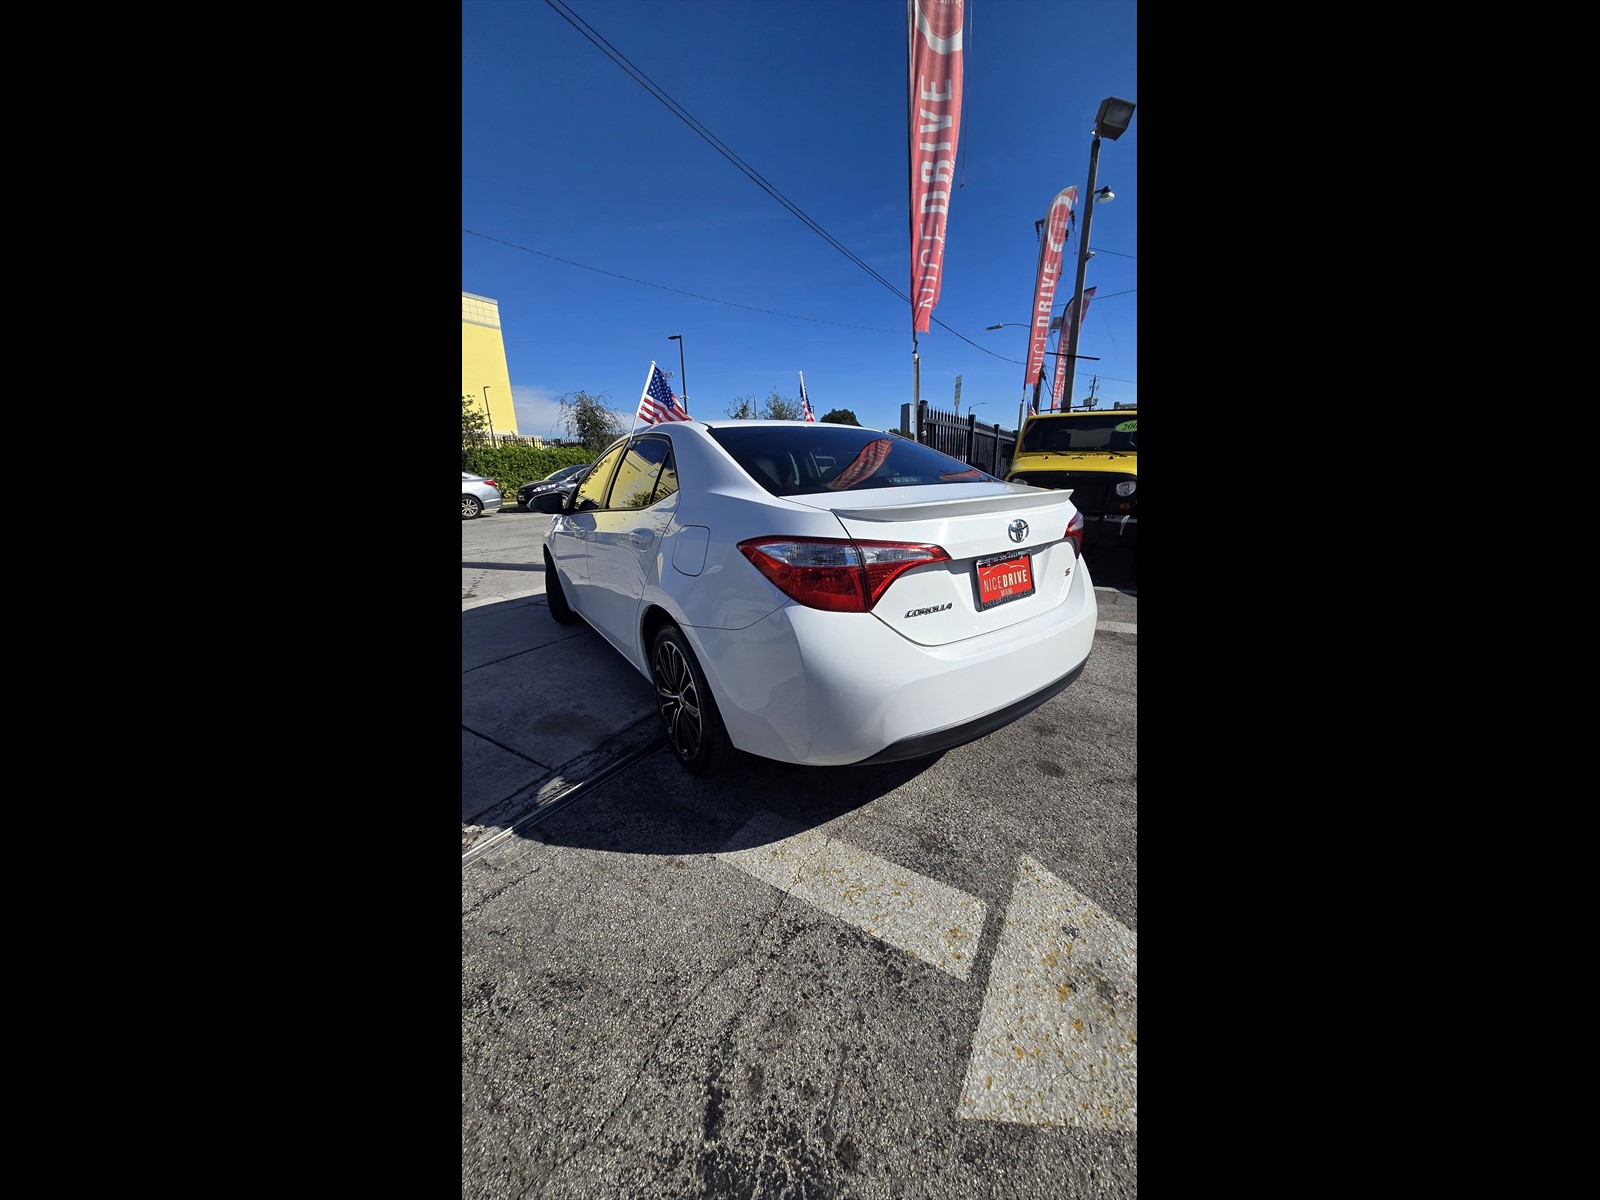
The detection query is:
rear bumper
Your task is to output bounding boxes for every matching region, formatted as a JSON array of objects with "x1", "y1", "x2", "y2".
[
  {"x1": 854, "y1": 654, "x2": 1089, "y2": 764},
  {"x1": 689, "y1": 556, "x2": 1098, "y2": 766}
]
